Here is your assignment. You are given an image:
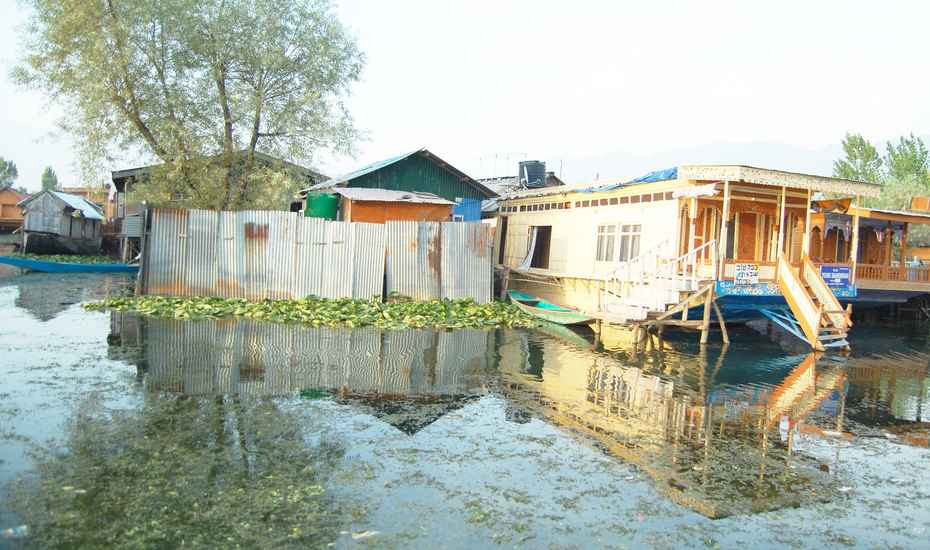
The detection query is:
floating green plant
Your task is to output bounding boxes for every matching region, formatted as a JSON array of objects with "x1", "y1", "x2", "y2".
[
  {"x1": 85, "y1": 295, "x2": 537, "y2": 330},
  {"x1": 12, "y1": 253, "x2": 117, "y2": 264}
]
